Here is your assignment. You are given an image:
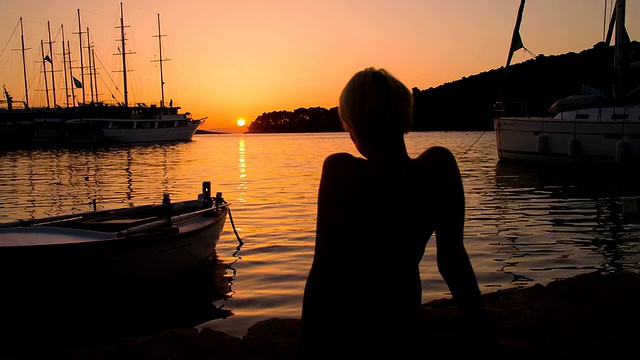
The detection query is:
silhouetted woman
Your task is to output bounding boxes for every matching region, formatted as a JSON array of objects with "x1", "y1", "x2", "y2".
[{"x1": 297, "y1": 67, "x2": 498, "y2": 359}]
